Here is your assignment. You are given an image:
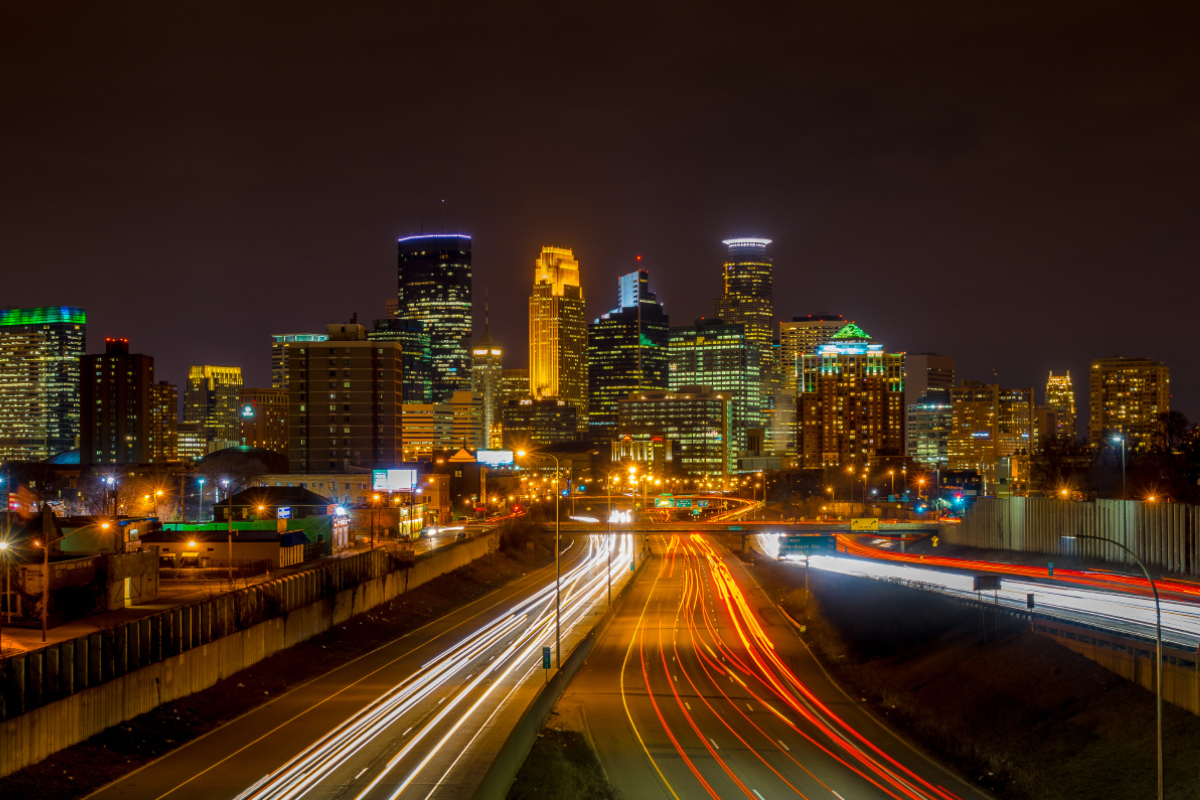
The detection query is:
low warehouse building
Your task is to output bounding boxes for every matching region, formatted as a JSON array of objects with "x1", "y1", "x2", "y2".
[{"x1": 140, "y1": 528, "x2": 312, "y2": 570}]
